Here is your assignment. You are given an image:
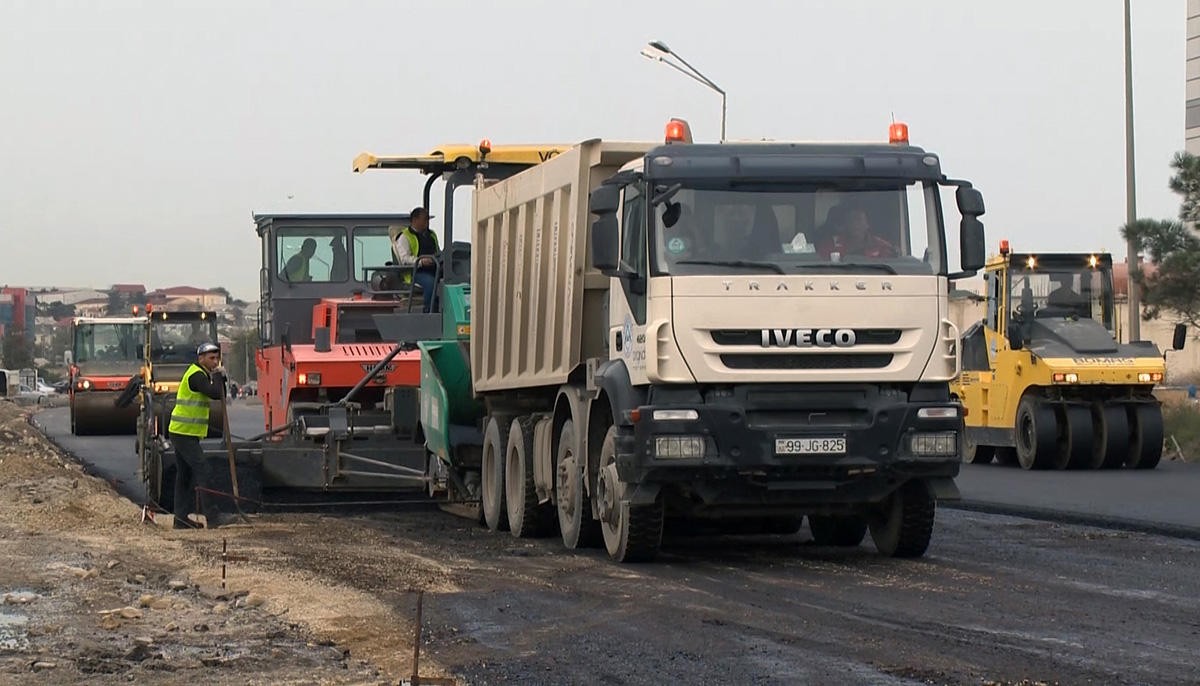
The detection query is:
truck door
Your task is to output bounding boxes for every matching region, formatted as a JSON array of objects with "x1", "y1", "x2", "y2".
[{"x1": 610, "y1": 183, "x2": 650, "y2": 384}]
